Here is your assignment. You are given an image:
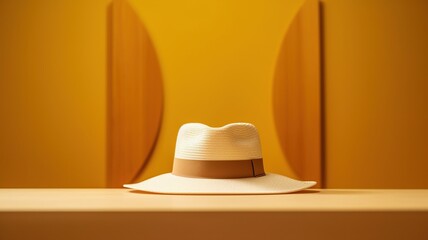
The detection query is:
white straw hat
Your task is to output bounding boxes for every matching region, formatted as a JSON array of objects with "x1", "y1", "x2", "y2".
[{"x1": 124, "y1": 123, "x2": 316, "y2": 194}]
